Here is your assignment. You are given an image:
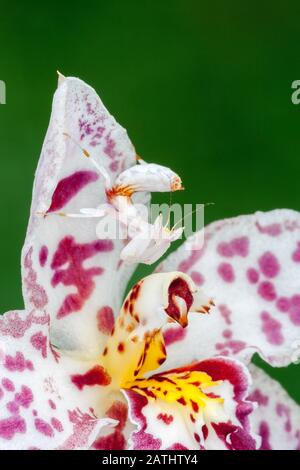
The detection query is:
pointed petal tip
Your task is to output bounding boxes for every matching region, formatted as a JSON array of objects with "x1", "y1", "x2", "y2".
[{"x1": 57, "y1": 70, "x2": 66, "y2": 86}]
